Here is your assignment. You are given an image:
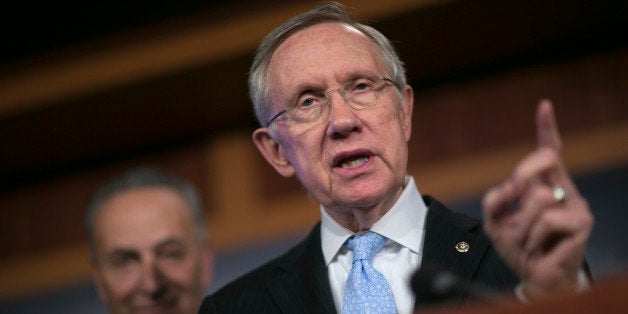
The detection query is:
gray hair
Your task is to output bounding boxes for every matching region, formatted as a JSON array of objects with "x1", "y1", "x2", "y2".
[
  {"x1": 85, "y1": 167, "x2": 207, "y2": 259},
  {"x1": 249, "y1": 1, "x2": 407, "y2": 127}
]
